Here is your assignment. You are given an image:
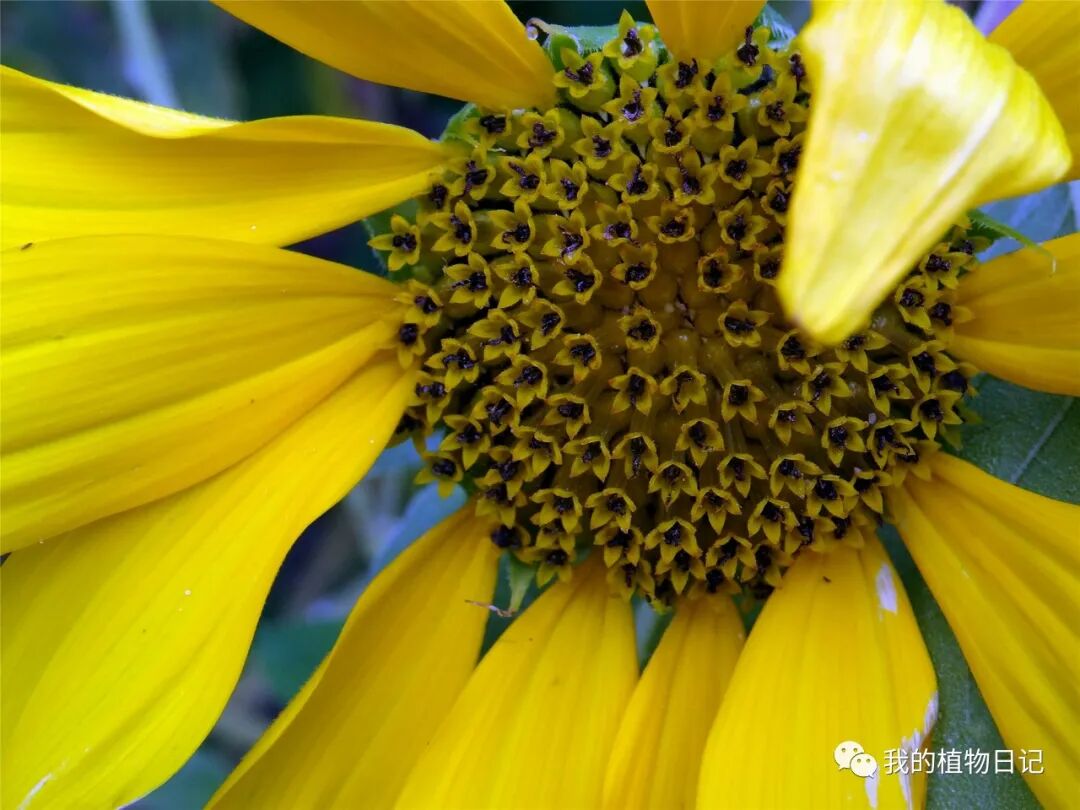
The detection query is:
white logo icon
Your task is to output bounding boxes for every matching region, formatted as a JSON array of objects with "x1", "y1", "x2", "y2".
[{"x1": 835, "y1": 740, "x2": 879, "y2": 778}]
